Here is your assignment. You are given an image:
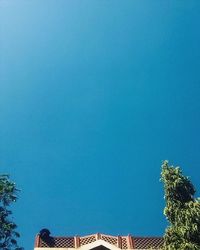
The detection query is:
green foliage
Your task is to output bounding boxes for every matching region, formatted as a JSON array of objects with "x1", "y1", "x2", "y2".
[
  {"x1": 161, "y1": 161, "x2": 200, "y2": 250},
  {"x1": 0, "y1": 174, "x2": 23, "y2": 250}
]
